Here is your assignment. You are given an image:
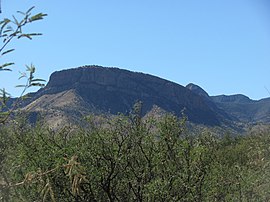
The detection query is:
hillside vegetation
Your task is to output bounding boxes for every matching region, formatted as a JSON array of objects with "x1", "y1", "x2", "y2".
[{"x1": 0, "y1": 105, "x2": 270, "y2": 201}]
